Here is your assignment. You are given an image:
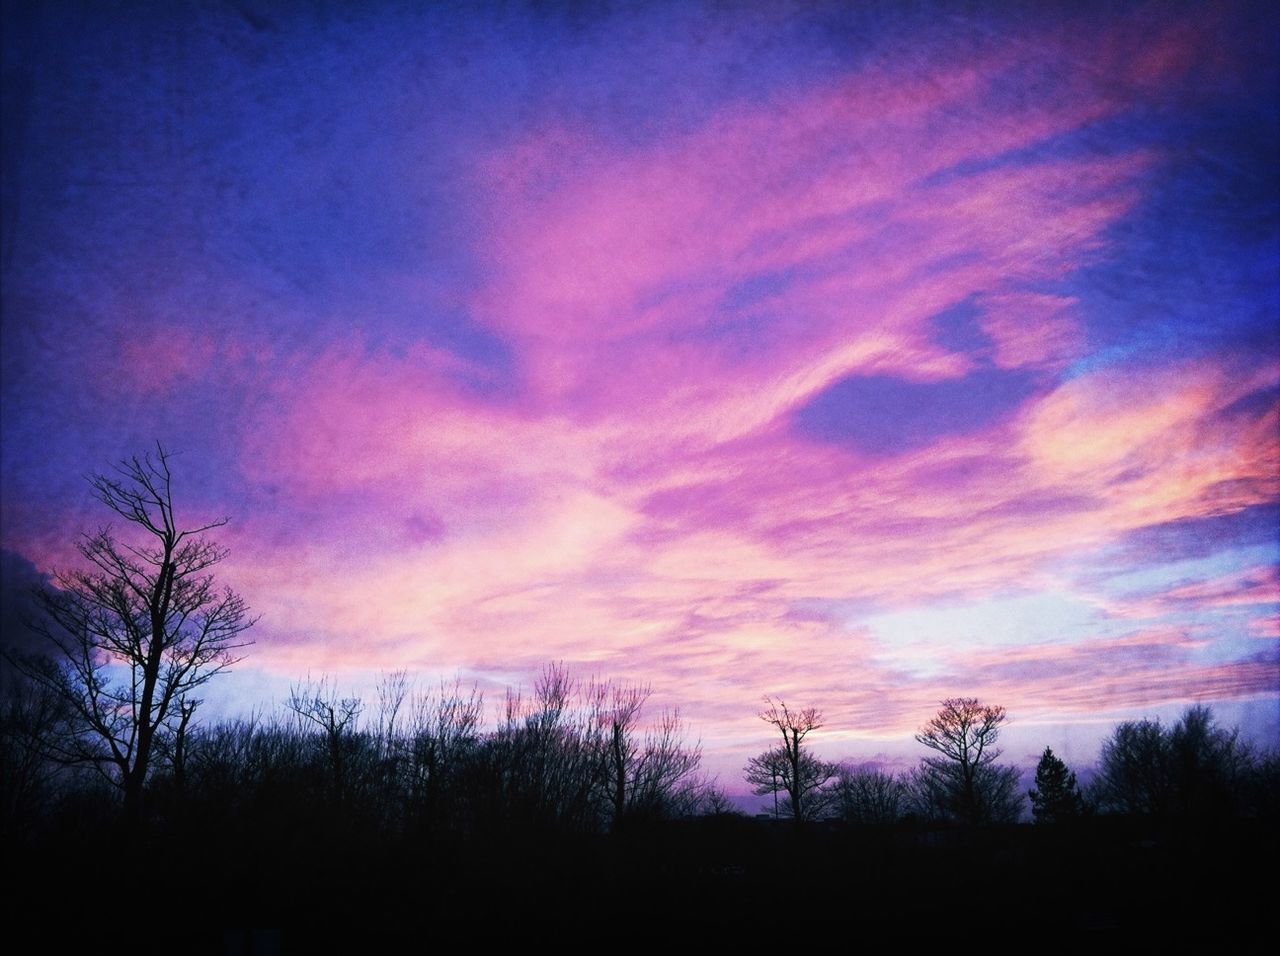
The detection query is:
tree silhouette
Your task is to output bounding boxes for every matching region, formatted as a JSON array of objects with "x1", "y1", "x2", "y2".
[
  {"x1": 1093, "y1": 716, "x2": 1169, "y2": 816},
  {"x1": 913, "y1": 697, "x2": 1021, "y2": 824},
  {"x1": 1166, "y1": 704, "x2": 1254, "y2": 818},
  {"x1": 287, "y1": 676, "x2": 363, "y2": 806},
  {"x1": 586, "y1": 677, "x2": 702, "y2": 828},
  {"x1": 403, "y1": 677, "x2": 484, "y2": 834},
  {"x1": 832, "y1": 765, "x2": 908, "y2": 825},
  {"x1": 755, "y1": 698, "x2": 835, "y2": 823},
  {"x1": 18, "y1": 445, "x2": 256, "y2": 822},
  {"x1": 1093, "y1": 705, "x2": 1257, "y2": 819},
  {"x1": 744, "y1": 745, "x2": 788, "y2": 818},
  {"x1": 1028, "y1": 747, "x2": 1086, "y2": 824}
]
